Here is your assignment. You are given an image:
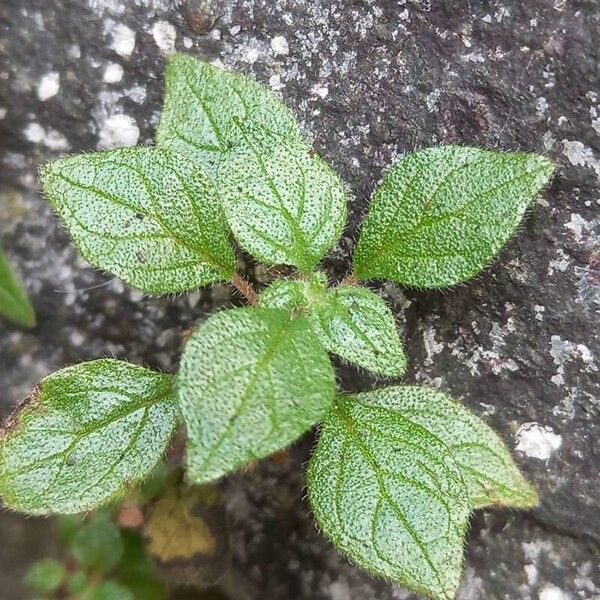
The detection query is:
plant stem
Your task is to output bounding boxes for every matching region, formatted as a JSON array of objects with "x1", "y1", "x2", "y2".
[
  {"x1": 231, "y1": 274, "x2": 258, "y2": 306},
  {"x1": 340, "y1": 273, "x2": 358, "y2": 287}
]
